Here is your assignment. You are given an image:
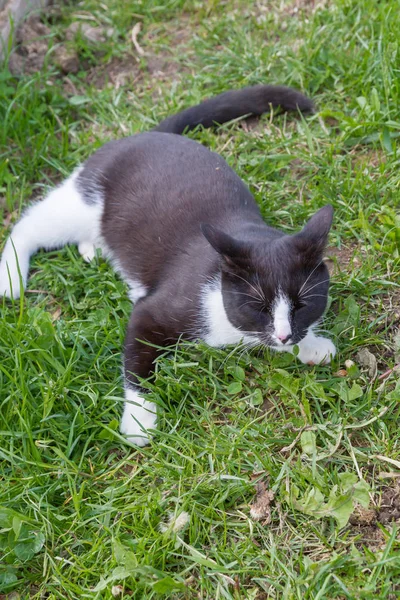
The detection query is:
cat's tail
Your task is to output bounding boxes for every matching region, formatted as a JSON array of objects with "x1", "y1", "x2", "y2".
[{"x1": 153, "y1": 85, "x2": 314, "y2": 135}]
